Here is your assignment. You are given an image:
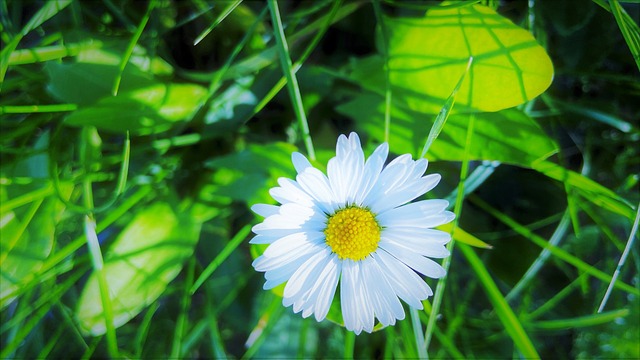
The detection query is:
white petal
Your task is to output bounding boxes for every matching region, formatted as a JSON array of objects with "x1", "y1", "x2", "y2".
[
  {"x1": 270, "y1": 178, "x2": 314, "y2": 207},
  {"x1": 380, "y1": 230, "x2": 451, "y2": 258},
  {"x1": 284, "y1": 248, "x2": 332, "y2": 305},
  {"x1": 292, "y1": 152, "x2": 313, "y2": 174},
  {"x1": 313, "y1": 255, "x2": 341, "y2": 321},
  {"x1": 379, "y1": 241, "x2": 447, "y2": 279},
  {"x1": 251, "y1": 204, "x2": 280, "y2": 218},
  {"x1": 296, "y1": 167, "x2": 337, "y2": 214},
  {"x1": 370, "y1": 174, "x2": 441, "y2": 214},
  {"x1": 363, "y1": 257, "x2": 405, "y2": 326},
  {"x1": 263, "y1": 231, "x2": 325, "y2": 258},
  {"x1": 374, "y1": 250, "x2": 432, "y2": 307},
  {"x1": 355, "y1": 142, "x2": 388, "y2": 206}
]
